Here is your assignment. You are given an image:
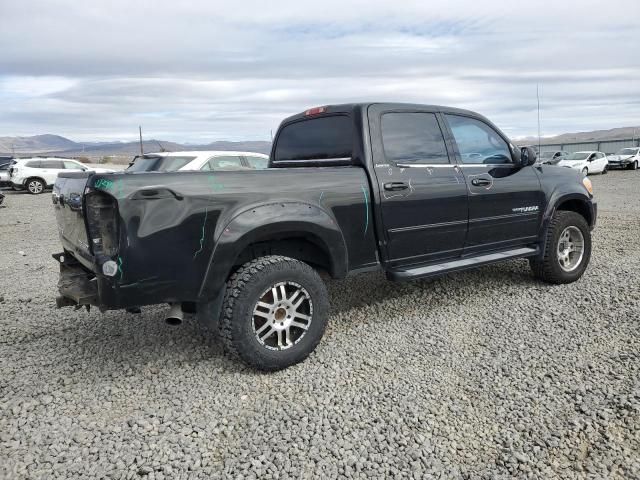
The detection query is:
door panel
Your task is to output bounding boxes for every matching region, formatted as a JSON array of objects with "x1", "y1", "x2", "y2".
[
  {"x1": 368, "y1": 106, "x2": 469, "y2": 267},
  {"x1": 461, "y1": 165, "x2": 542, "y2": 253},
  {"x1": 443, "y1": 114, "x2": 543, "y2": 255}
]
